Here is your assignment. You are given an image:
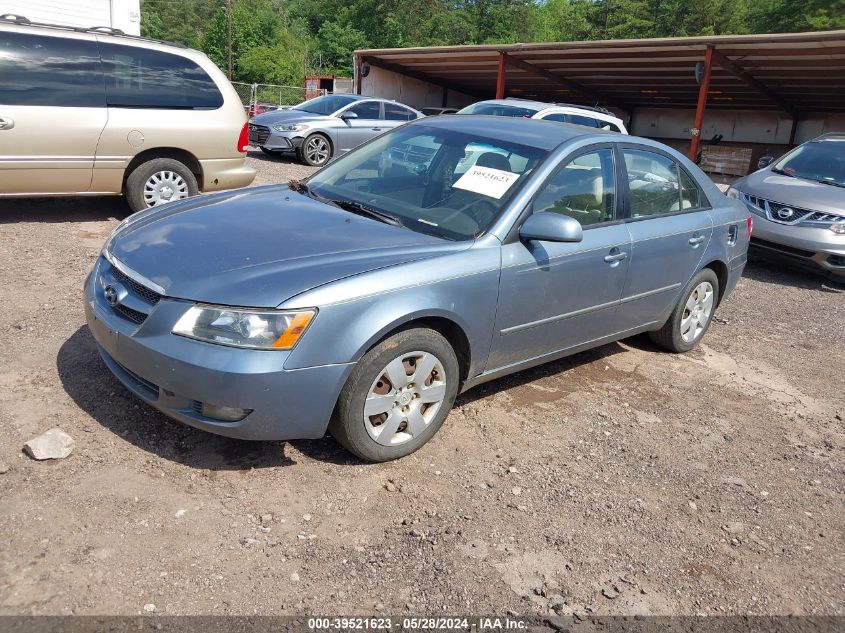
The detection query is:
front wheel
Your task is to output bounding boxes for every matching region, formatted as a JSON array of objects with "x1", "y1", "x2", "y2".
[
  {"x1": 650, "y1": 268, "x2": 719, "y2": 353},
  {"x1": 299, "y1": 133, "x2": 331, "y2": 166},
  {"x1": 329, "y1": 328, "x2": 459, "y2": 462}
]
